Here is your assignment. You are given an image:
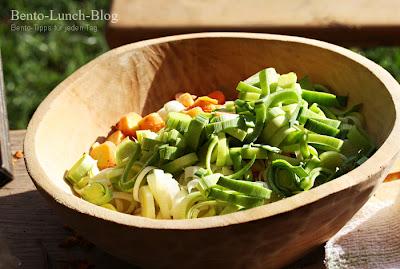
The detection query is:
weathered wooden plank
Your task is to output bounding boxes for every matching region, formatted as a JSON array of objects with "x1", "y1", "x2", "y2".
[
  {"x1": 106, "y1": 0, "x2": 400, "y2": 48},
  {"x1": 0, "y1": 130, "x2": 134, "y2": 269},
  {"x1": 0, "y1": 52, "x2": 13, "y2": 185}
]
